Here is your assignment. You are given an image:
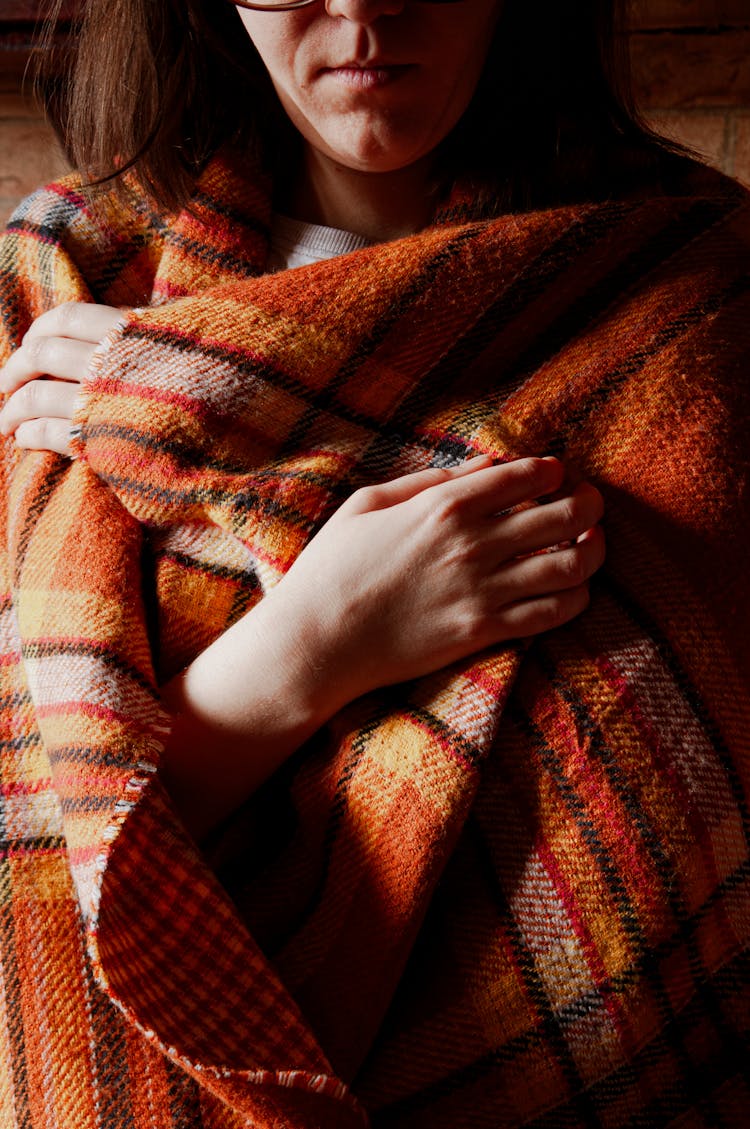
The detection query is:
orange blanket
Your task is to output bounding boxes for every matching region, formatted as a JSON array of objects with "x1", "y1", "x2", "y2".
[{"x1": 0, "y1": 150, "x2": 748, "y2": 1127}]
